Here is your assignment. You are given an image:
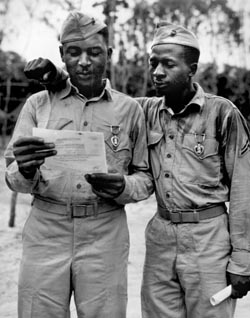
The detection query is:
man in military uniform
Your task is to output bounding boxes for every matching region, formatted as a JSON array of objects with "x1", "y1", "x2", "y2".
[
  {"x1": 4, "y1": 11, "x2": 153, "y2": 318},
  {"x1": 138, "y1": 22, "x2": 250, "y2": 318},
  {"x1": 22, "y1": 21, "x2": 250, "y2": 318}
]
